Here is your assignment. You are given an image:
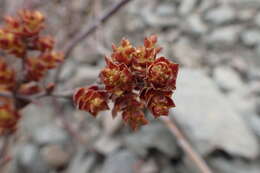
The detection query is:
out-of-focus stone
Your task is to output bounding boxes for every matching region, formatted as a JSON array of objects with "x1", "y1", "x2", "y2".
[
  {"x1": 101, "y1": 150, "x2": 138, "y2": 173},
  {"x1": 41, "y1": 144, "x2": 70, "y2": 169},
  {"x1": 209, "y1": 157, "x2": 260, "y2": 173},
  {"x1": 15, "y1": 144, "x2": 49, "y2": 173},
  {"x1": 179, "y1": 0, "x2": 198, "y2": 16},
  {"x1": 240, "y1": 29, "x2": 260, "y2": 47},
  {"x1": 125, "y1": 122, "x2": 180, "y2": 158},
  {"x1": 172, "y1": 68, "x2": 259, "y2": 159},
  {"x1": 172, "y1": 38, "x2": 204, "y2": 67},
  {"x1": 206, "y1": 26, "x2": 241, "y2": 48},
  {"x1": 204, "y1": 6, "x2": 236, "y2": 25},
  {"x1": 213, "y1": 66, "x2": 245, "y2": 92},
  {"x1": 94, "y1": 135, "x2": 122, "y2": 155},
  {"x1": 185, "y1": 14, "x2": 208, "y2": 37},
  {"x1": 32, "y1": 124, "x2": 70, "y2": 146}
]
